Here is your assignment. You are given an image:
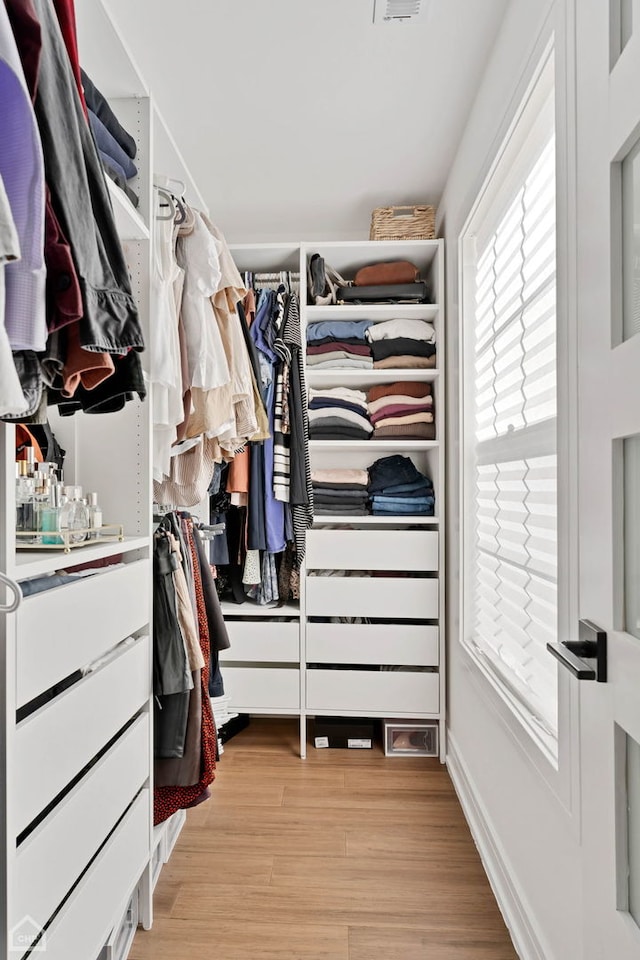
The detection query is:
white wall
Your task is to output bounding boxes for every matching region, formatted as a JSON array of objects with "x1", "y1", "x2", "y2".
[
  {"x1": 438, "y1": 2, "x2": 583, "y2": 958},
  {"x1": 104, "y1": 0, "x2": 508, "y2": 242}
]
